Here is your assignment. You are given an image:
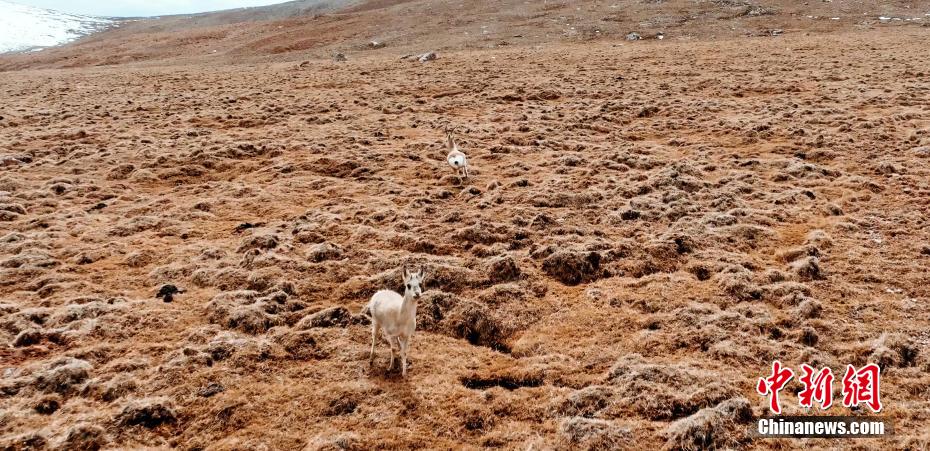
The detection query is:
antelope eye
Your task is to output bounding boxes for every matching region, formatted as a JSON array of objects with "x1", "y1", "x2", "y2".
[{"x1": 406, "y1": 284, "x2": 411, "y2": 289}]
